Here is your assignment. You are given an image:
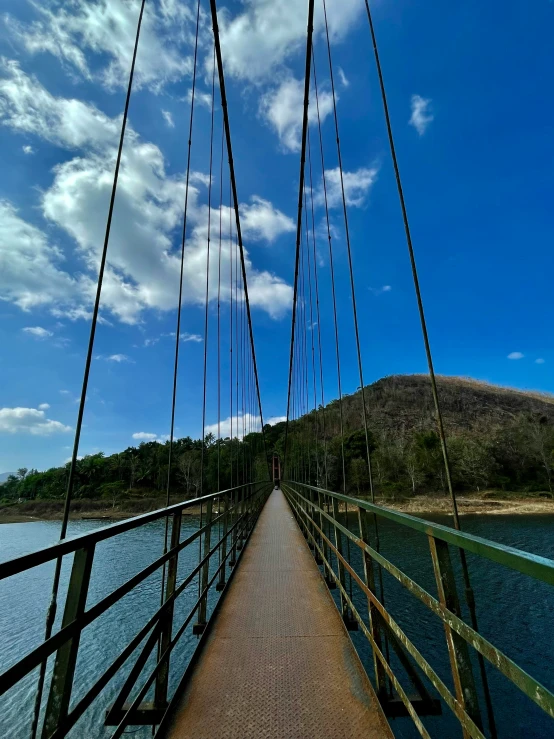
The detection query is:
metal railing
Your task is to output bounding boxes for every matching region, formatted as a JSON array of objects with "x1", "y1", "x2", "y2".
[
  {"x1": 282, "y1": 481, "x2": 554, "y2": 739},
  {"x1": 0, "y1": 481, "x2": 271, "y2": 738}
]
